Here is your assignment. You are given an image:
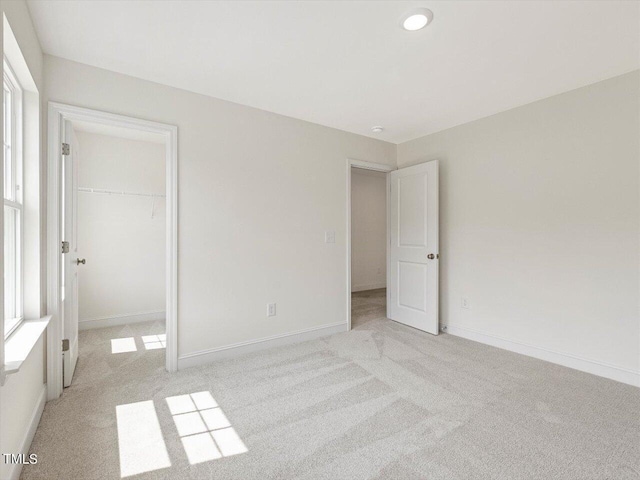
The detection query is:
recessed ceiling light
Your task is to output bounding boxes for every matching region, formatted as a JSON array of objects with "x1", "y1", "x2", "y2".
[
  {"x1": 371, "y1": 126, "x2": 384, "y2": 133},
  {"x1": 401, "y1": 8, "x2": 433, "y2": 31}
]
